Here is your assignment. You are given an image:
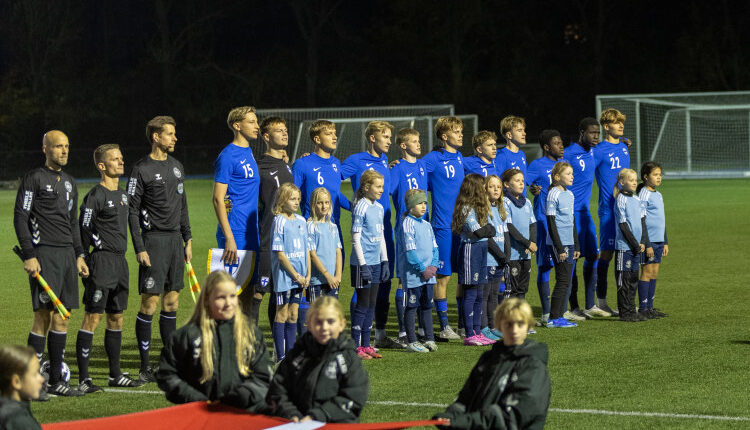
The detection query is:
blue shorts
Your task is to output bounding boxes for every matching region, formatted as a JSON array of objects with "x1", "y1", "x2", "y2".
[
  {"x1": 433, "y1": 227, "x2": 459, "y2": 276},
  {"x1": 549, "y1": 245, "x2": 576, "y2": 265},
  {"x1": 642, "y1": 242, "x2": 665, "y2": 265},
  {"x1": 351, "y1": 264, "x2": 381, "y2": 289},
  {"x1": 535, "y1": 221, "x2": 555, "y2": 269},
  {"x1": 275, "y1": 288, "x2": 302, "y2": 306},
  {"x1": 598, "y1": 209, "x2": 616, "y2": 251},
  {"x1": 576, "y1": 209, "x2": 599, "y2": 258},
  {"x1": 615, "y1": 249, "x2": 641, "y2": 272},
  {"x1": 457, "y1": 241, "x2": 488, "y2": 285},
  {"x1": 404, "y1": 284, "x2": 434, "y2": 309}
]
